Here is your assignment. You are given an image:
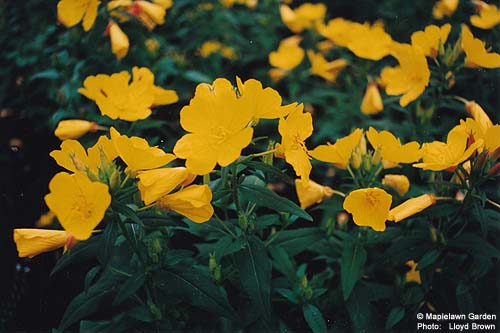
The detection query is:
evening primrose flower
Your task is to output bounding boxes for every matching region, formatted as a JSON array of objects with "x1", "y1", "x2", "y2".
[
  {"x1": 361, "y1": 82, "x2": 383, "y2": 115},
  {"x1": 280, "y1": 3, "x2": 326, "y2": 33},
  {"x1": 54, "y1": 120, "x2": 99, "y2": 141},
  {"x1": 57, "y1": 0, "x2": 100, "y2": 31},
  {"x1": 413, "y1": 124, "x2": 483, "y2": 171},
  {"x1": 319, "y1": 18, "x2": 355, "y2": 48},
  {"x1": 137, "y1": 167, "x2": 188, "y2": 205},
  {"x1": 236, "y1": 77, "x2": 295, "y2": 120},
  {"x1": 411, "y1": 24, "x2": 451, "y2": 57},
  {"x1": 461, "y1": 24, "x2": 500, "y2": 68},
  {"x1": 106, "y1": 21, "x2": 129, "y2": 60},
  {"x1": 110, "y1": 127, "x2": 176, "y2": 173},
  {"x1": 79, "y1": 67, "x2": 177, "y2": 121},
  {"x1": 465, "y1": 101, "x2": 493, "y2": 133},
  {"x1": 310, "y1": 128, "x2": 364, "y2": 169},
  {"x1": 470, "y1": 2, "x2": 500, "y2": 29},
  {"x1": 405, "y1": 260, "x2": 421, "y2": 284},
  {"x1": 295, "y1": 179, "x2": 334, "y2": 209},
  {"x1": 460, "y1": 118, "x2": 500, "y2": 156},
  {"x1": 366, "y1": 127, "x2": 421, "y2": 168},
  {"x1": 276, "y1": 104, "x2": 313, "y2": 182},
  {"x1": 343, "y1": 187, "x2": 392, "y2": 232},
  {"x1": 173, "y1": 79, "x2": 254, "y2": 175},
  {"x1": 382, "y1": 174, "x2": 410, "y2": 196},
  {"x1": 50, "y1": 136, "x2": 118, "y2": 176},
  {"x1": 269, "y1": 36, "x2": 305, "y2": 71},
  {"x1": 14, "y1": 229, "x2": 72, "y2": 258},
  {"x1": 307, "y1": 50, "x2": 348, "y2": 82},
  {"x1": 388, "y1": 194, "x2": 436, "y2": 222},
  {"x1": 45, "y1": 172, "x2": 111, "y2": 240},
  {"x1": 432, "y1": 0, "x2": 458, "y2": 19},
  {"x1": 198, "y1": 41, "x2": 236, "y2": 59},
  {"x1": 380, "y1": 43, "x2": 430, "y2": 107},
  {"x1": 344, "y1": 22, "x2": 394, "y2": 61},
  {"x1": 158, "y1": 184, "x2": 214, "y2": 223}
]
